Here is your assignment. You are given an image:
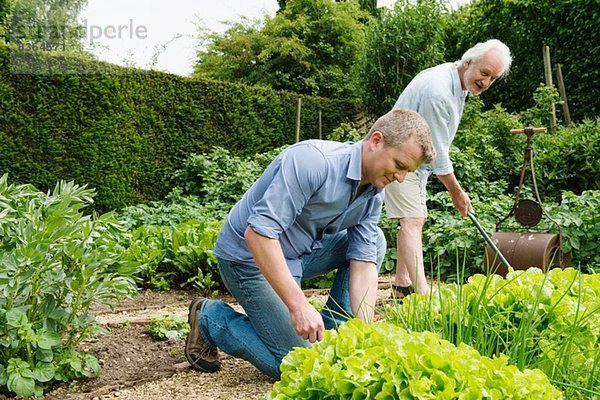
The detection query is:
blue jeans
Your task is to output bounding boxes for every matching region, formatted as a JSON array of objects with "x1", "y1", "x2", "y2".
[{"x1": 198, "y1": 228, "x2": 386, "y2": 379}]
